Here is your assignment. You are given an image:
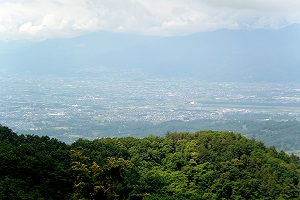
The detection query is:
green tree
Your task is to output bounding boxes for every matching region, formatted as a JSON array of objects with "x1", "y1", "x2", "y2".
[{"x1": 71, "y1": 150, "x2": 146, "y2": 200}]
